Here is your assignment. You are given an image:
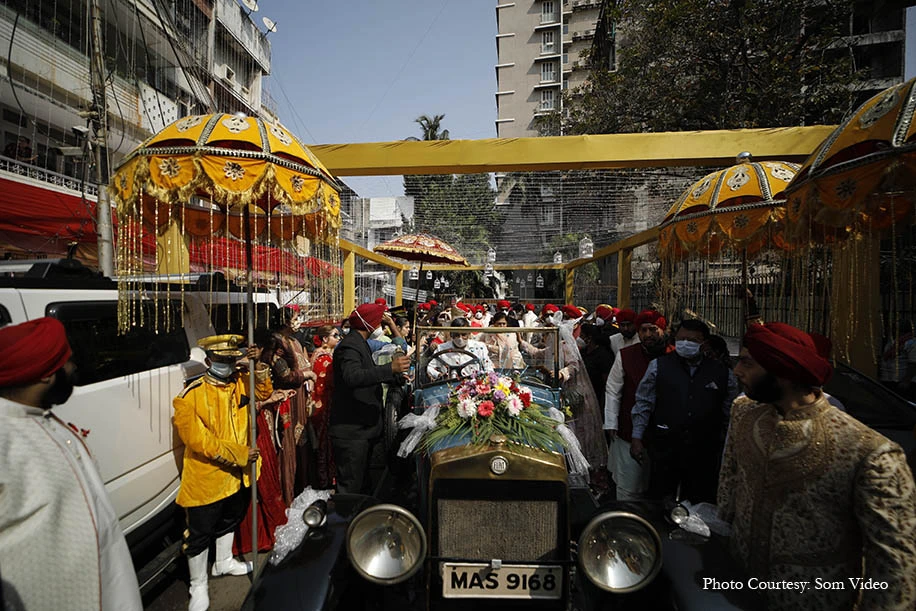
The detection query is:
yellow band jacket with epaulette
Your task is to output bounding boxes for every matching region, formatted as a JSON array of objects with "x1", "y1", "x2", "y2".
[{"x1": 173, "y1": 365, "x2": 273, "y2": 507}]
